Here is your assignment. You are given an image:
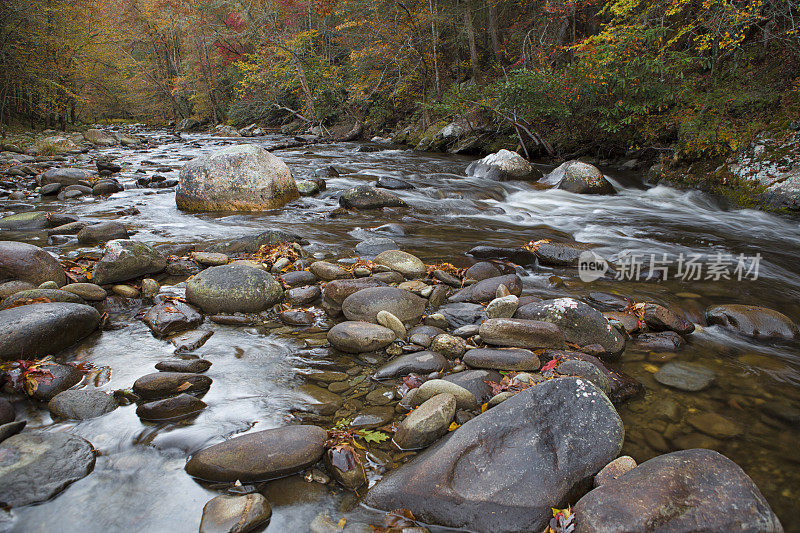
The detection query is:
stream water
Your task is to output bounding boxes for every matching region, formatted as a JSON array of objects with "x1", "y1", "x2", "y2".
[{"x1": 5, "y1": 130, "x2": 800, "y2": 532}]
